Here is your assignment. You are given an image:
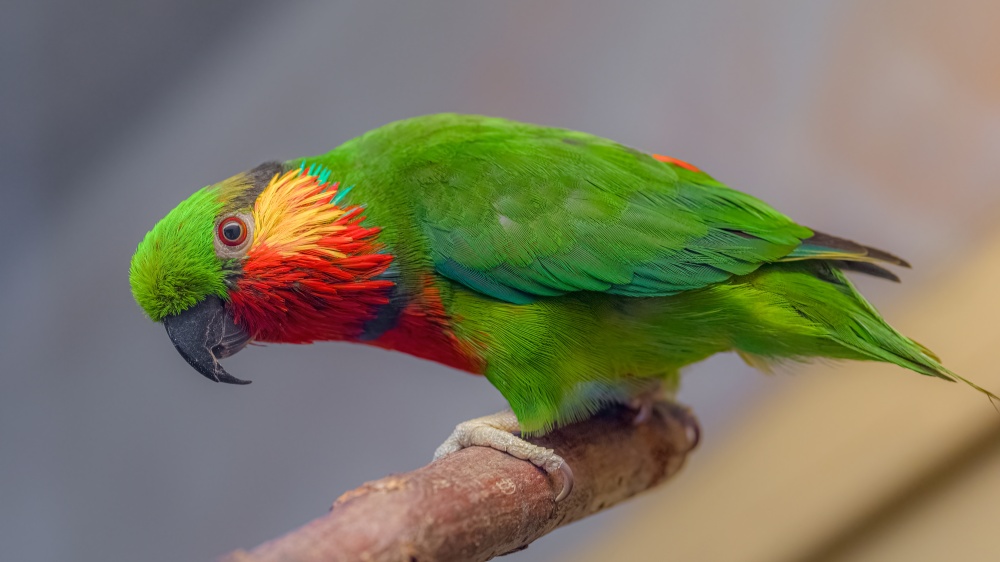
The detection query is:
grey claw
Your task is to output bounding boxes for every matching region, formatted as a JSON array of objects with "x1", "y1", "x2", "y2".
[
  {"x1": 631, "y1": 400, "x2": 653, "y2": 425},
  {"x1": 554, "y1": 461, "x2": 575, "y2": 502}
]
